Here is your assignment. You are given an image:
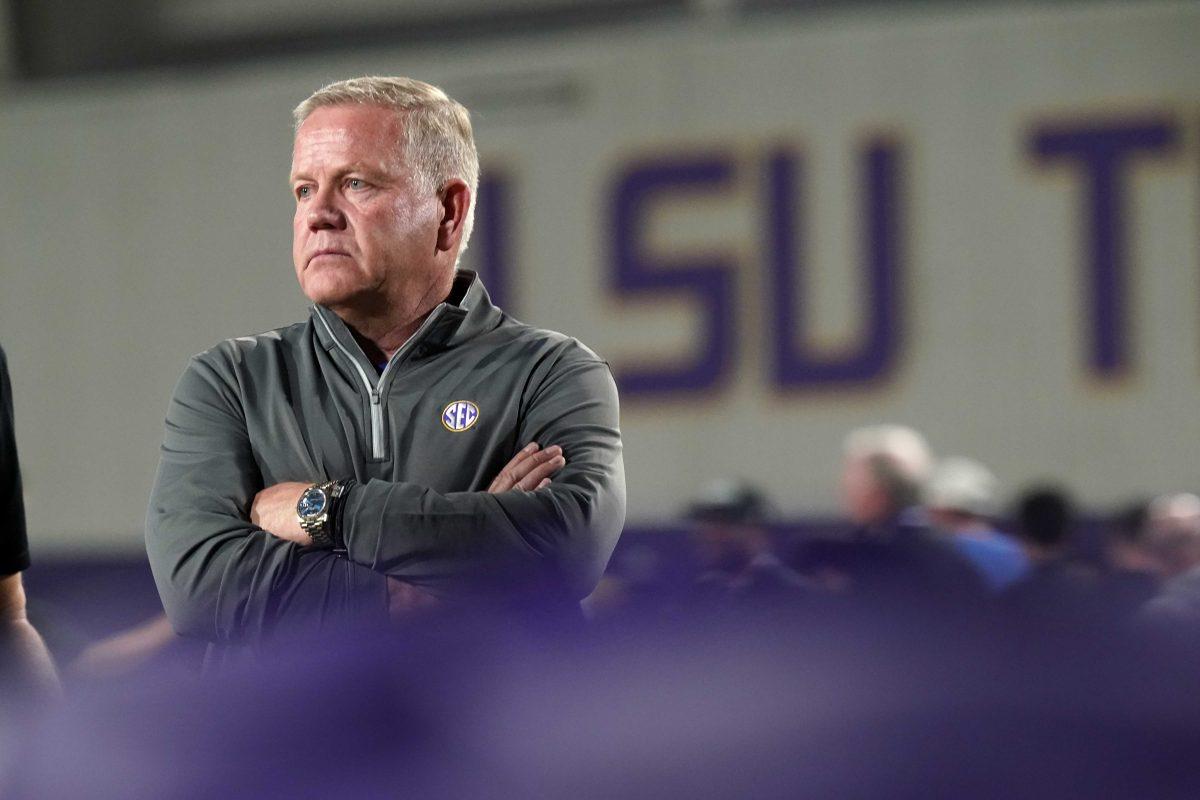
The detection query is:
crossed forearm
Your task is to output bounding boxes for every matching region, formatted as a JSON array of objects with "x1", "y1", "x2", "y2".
[
  {"x1": 249, "y1": 442, "x2": 566, "y2": 547},
  {"x1": 248, "y1": 443, "x2": 567, "y2": 616}
]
